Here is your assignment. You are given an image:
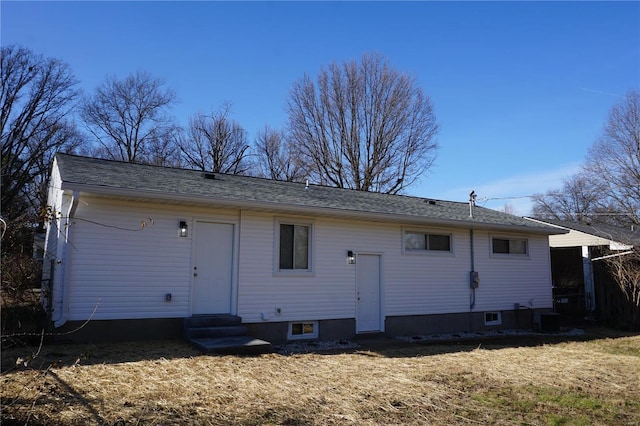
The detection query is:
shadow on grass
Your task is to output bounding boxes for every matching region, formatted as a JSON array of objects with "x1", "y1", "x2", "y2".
[
  {"x1": 48, "y1": 369, "x2": 106, "y2": 424},
  {"x1": 322, "y1": 326, "x2": 640, "y2": 359},
  {"x1": 2, "y1": 327, "x2": 638, "y2": 371},
  {"x1": 1, "y1": 339, "x2": 202, "y2": 373},
  {"x1": 1, "y1": 363, "x2": 107, "y2": 425}
]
